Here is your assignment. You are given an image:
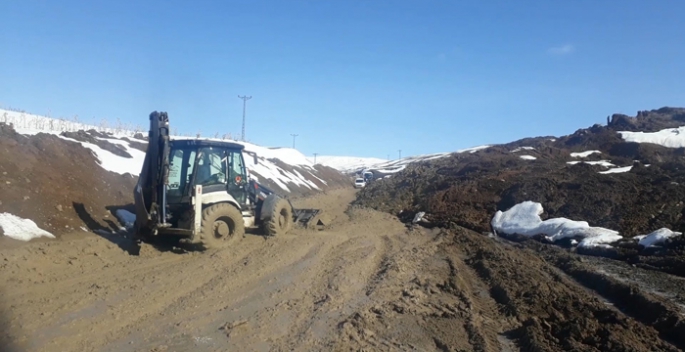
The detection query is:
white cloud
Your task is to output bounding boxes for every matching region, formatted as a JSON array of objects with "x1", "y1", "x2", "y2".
[{"x1": 547, "y1": 44, "x2": 575, "y2": 55}]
